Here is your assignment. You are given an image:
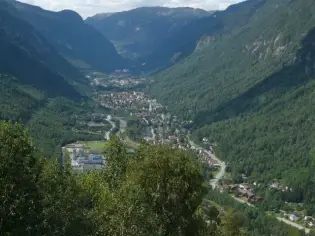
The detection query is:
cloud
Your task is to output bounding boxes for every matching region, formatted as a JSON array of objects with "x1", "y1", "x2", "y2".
[{"x1": 18, "y1": 0, "x2": 244, "y2": 18}]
